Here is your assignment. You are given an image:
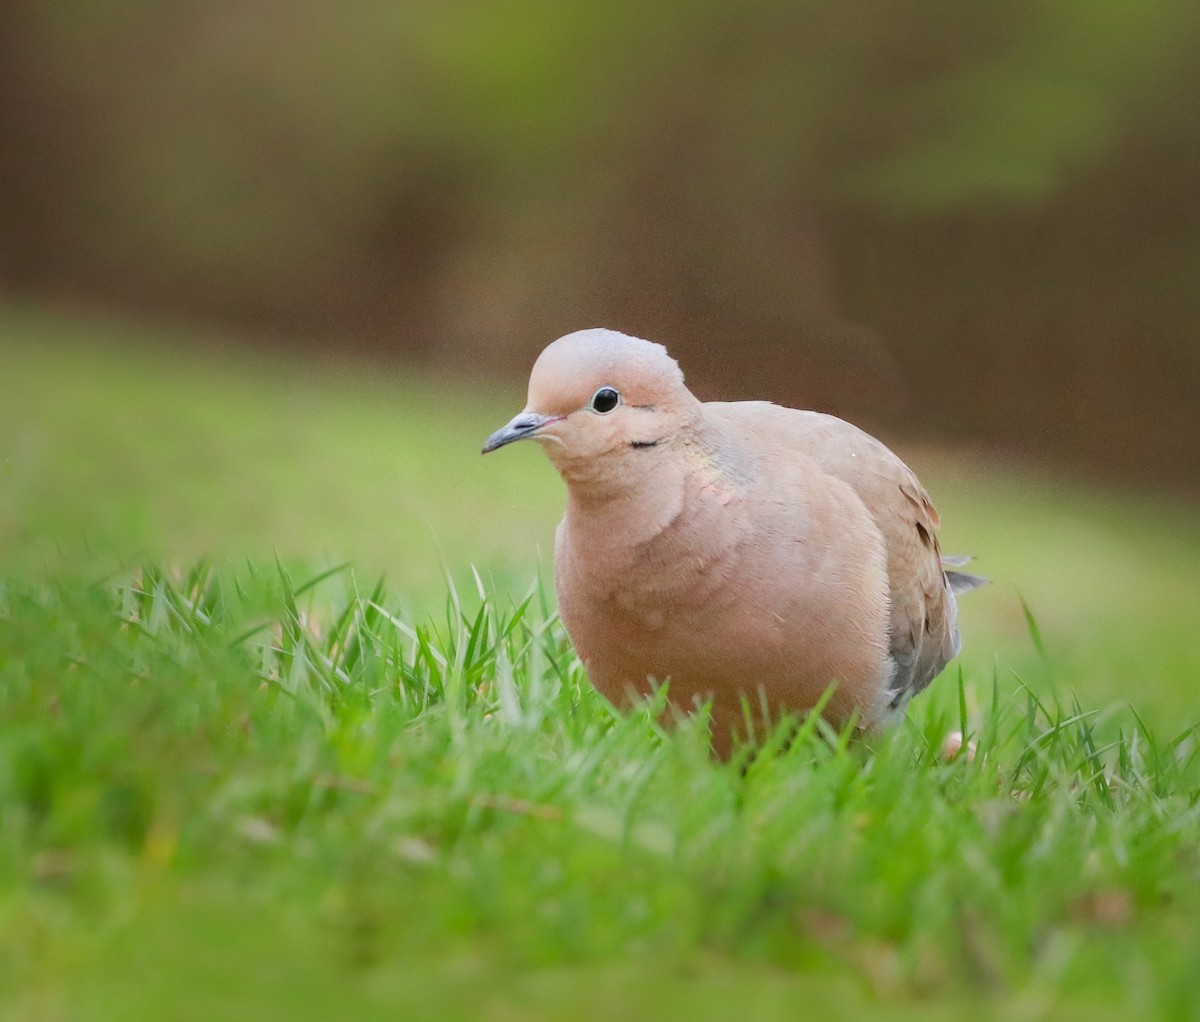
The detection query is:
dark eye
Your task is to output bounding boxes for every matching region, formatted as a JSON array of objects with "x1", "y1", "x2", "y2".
[{"x1": 590, "y1": 386, "x2": 621, "y2": 414}]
